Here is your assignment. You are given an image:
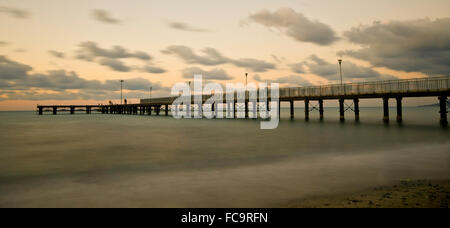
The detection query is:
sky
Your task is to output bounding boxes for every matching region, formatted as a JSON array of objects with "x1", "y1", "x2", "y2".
[{"x1": 0, "y1": 0, "x2": 449, "y2": 110}]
